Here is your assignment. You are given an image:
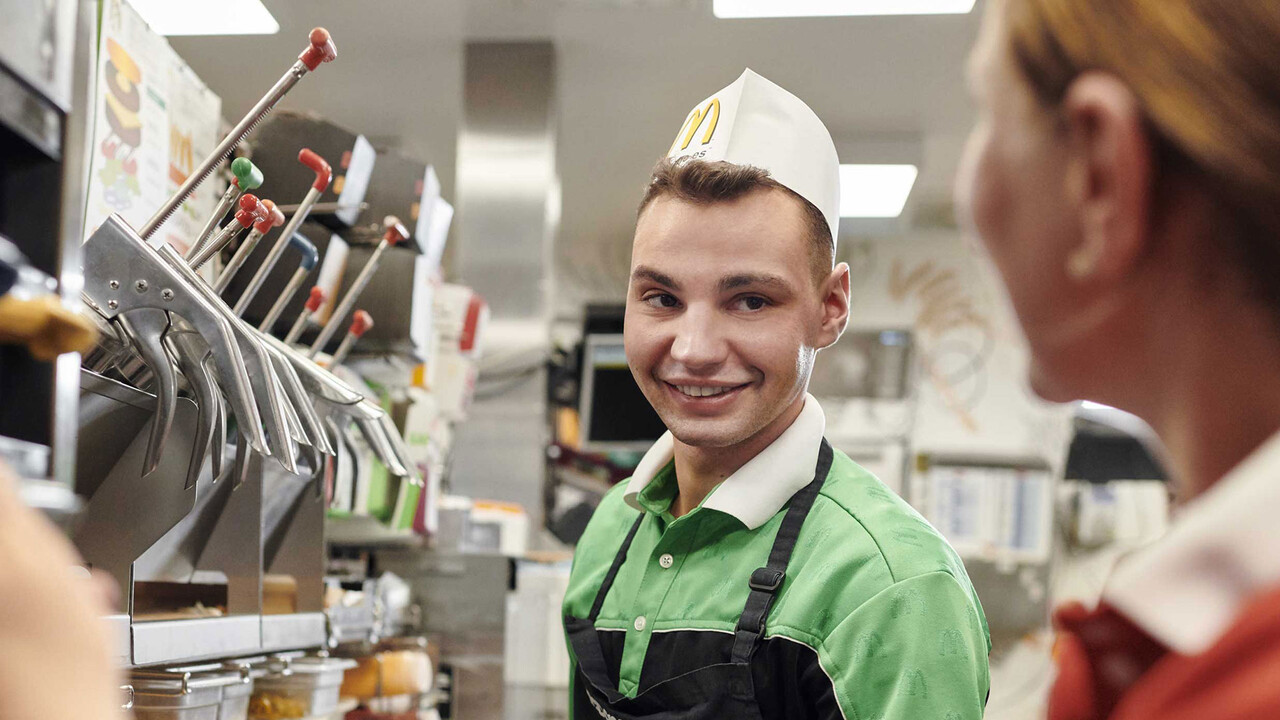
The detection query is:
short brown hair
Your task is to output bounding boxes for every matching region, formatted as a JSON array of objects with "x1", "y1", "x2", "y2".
[
  {"x1": 1003, "y1": 0, "x2": 1280, "y2": 315},
  {"x1": 637, "y1": 157, "x2": 834, "y2": 284}
]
